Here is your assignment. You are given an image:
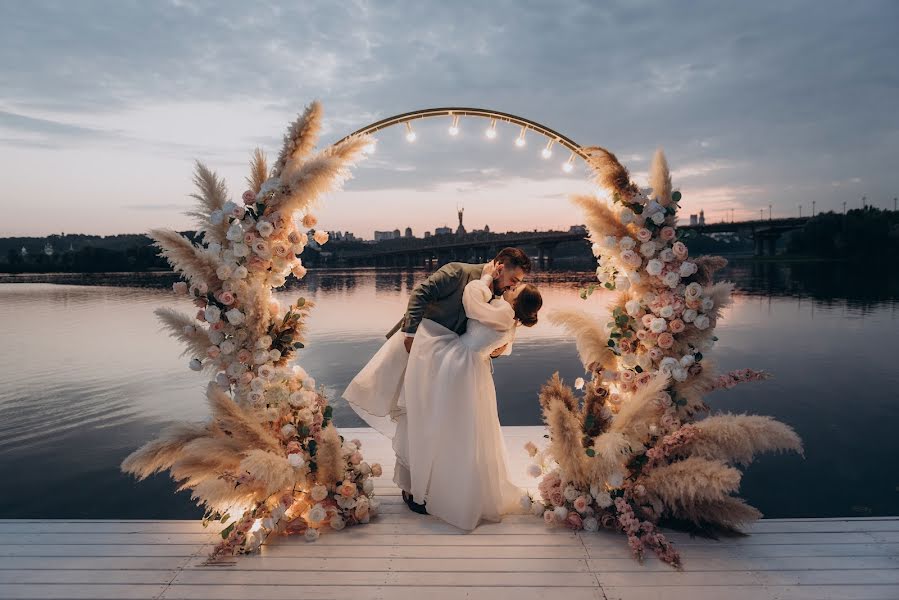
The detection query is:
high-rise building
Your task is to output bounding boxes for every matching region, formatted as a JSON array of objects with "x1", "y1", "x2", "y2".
[
  {"x1": 434, "y1": 226, "x2": 452, "y2": 236},
  {"x1": 699, "y1": 209, "x2": 705, "y2": 226},
  {"x1": 689, "y1": 214, "x2": 698, "y2": 226},
  {"x1": 374, "y1": 230, "x2": 400, "y2": 242},
  {"x1": 404, "y1": 227, "x2": 413, "y2": 238}
]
